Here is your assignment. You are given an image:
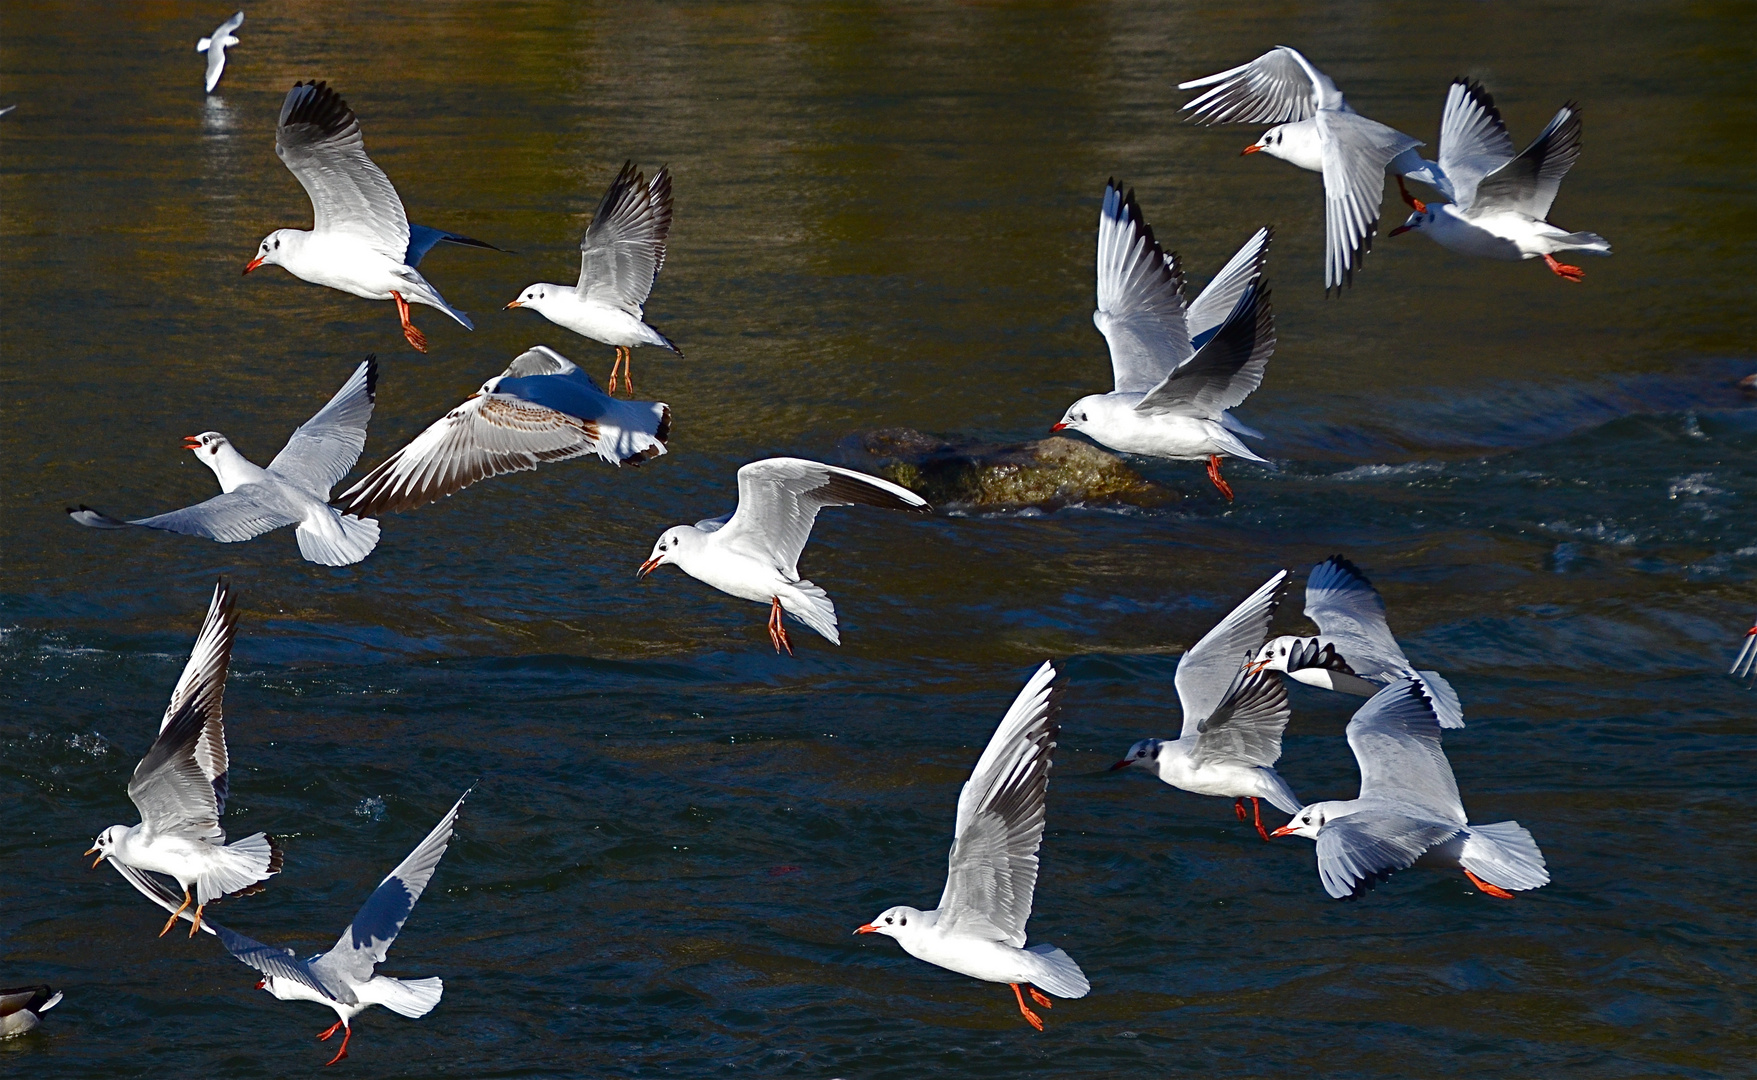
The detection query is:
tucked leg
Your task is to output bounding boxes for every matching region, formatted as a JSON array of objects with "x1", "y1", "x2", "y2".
[
  {"x1": 1463, "y1": 869, "x2": 1514, "y2": 899},
  {"x1": 317, "y1": 1021, "x2": 344, "y2": 1041},
  {"x1": 1233, "y1": 797, "x2": 1248, "y2": 822},
  {"x1": 1397, "y1": 176, "x2": 1426, "y2": 213},
  {"x1": 1009, "y1": 983, "x2": 1045, "y2": 1031},
  {"x1": 767, "y1": 597, "x2": 794, "y2": 656},
  {"x1": 1206, "y1": 455, "x2": 1235, "y2": 502},
  {"x1": 158, "y1": 889, "x2": 192, "y2": 938},
  {"x1": 1027, "y1": 986, "x2": 1054, "y2": 1009},
  {"x1": 1542, "y1": 254, "x2": 1585, "y2": 282},
  {"x1": 323, "y1": 1024, "x2": 352, "y2": 1066},
  {"x1": 391, "y1": 291, "x2": 429, "y2": 352}
]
